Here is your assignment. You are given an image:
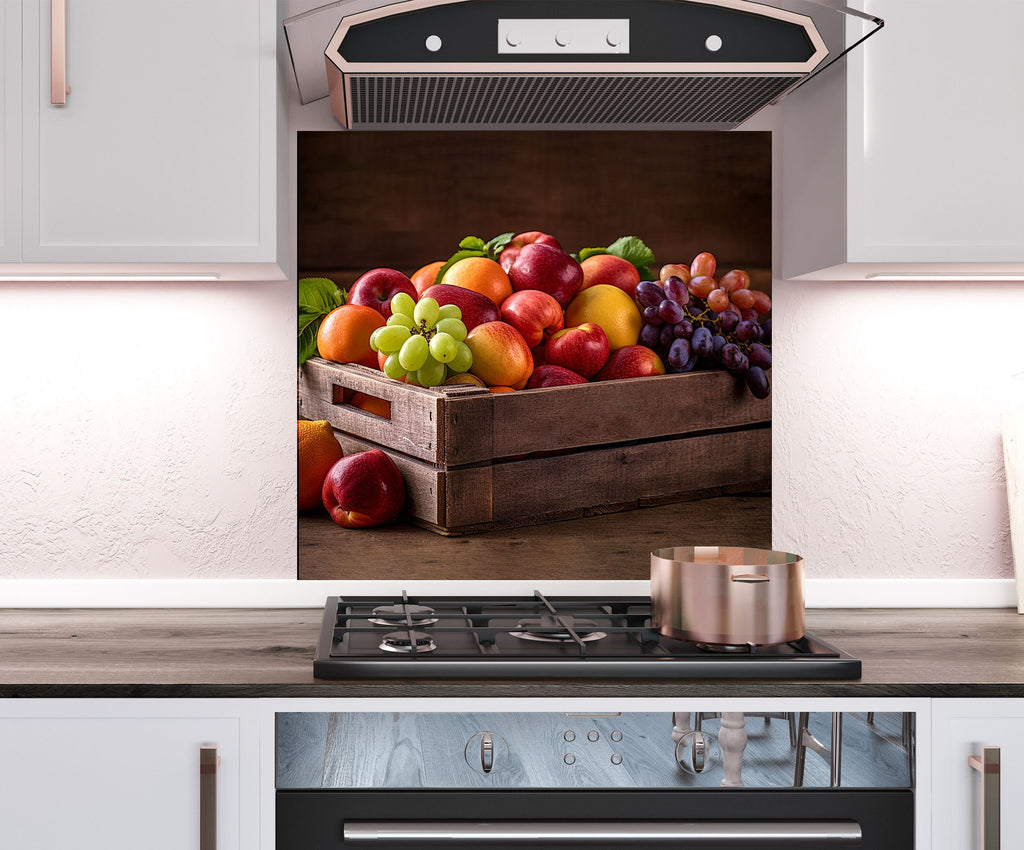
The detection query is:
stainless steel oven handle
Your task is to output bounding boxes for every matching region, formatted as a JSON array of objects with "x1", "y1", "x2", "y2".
[{"x1": 342, "y1": 821, "x2": 863, "y2": 844}]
